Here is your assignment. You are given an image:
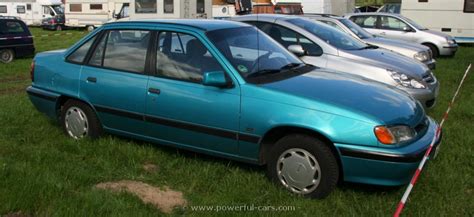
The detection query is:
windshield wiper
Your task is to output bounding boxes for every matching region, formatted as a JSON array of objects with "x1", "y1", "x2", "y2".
[
  {"x1": 359, "y1": 44, "x2": 378, "y2": 50},
  {"x1": 280, "y1": 63, "x2": 304, "y2": 70},
  {"x1": 246, "y1": 69, "x2": 282, "y2": 78}
]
